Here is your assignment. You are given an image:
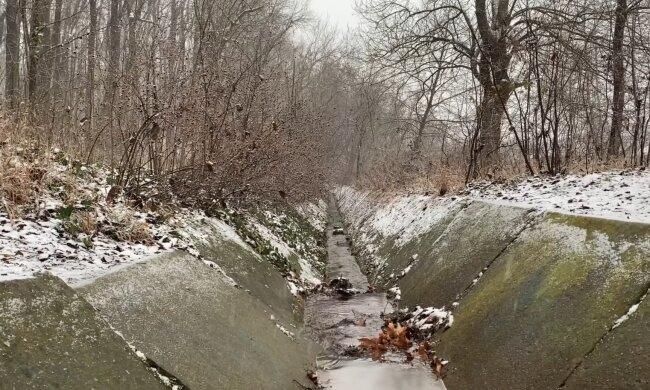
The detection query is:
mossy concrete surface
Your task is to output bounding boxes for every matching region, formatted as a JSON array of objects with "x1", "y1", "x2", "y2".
[
  {"x1": 400, "y1": 201, "x2": 534, "y2": 308},
  {"x1": 436, "y1": 212, "x2": 650, "y2": 389},
  {"x1": 80, "y1": 252, "x2": 320, "y2": 390},
  {"x1": 196, "y1": 235, "x2": 300, "y2": 325},
  {"x1": 563, "y1": 285, "x2": 650, "y2": 389},
  {"x1": 0, "y1": 274, "x2": 165, "y2": 389}
]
